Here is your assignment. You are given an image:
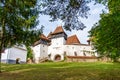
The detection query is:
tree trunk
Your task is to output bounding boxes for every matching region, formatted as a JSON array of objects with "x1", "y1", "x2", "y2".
[
  {"x1": 0, "y1": 47, "x2": 2, "y2": 73},
  {"x1": 0, "y1": 19, "x2": 5, "y2": 73},
  {"x1": 0, "y1": 37, "x2": 4, "y2": 73}
]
